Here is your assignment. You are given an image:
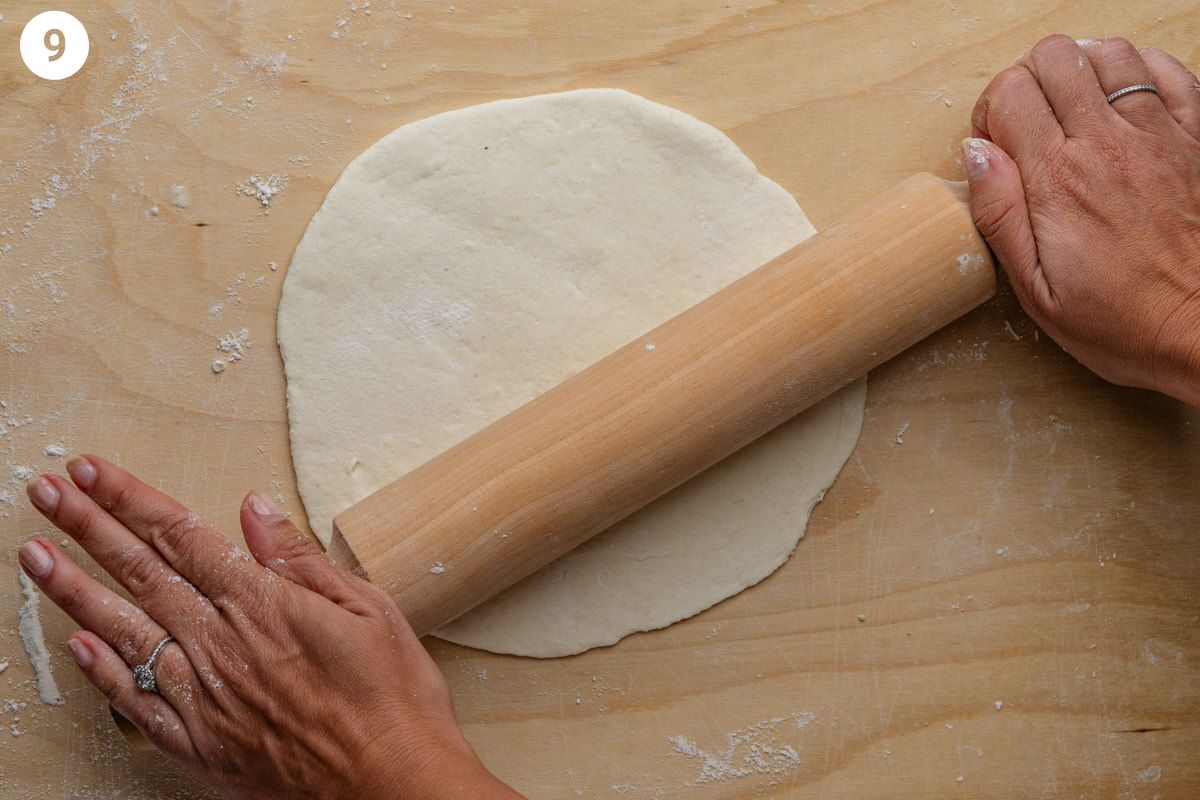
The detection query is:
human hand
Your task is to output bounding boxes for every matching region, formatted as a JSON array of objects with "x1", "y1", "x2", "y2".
[
  {"x1": 963, "y1": 35, "x2": 1200, "y2": 405},
  {"x1": 18, "y1": 455, "x2": 523, "y2": 800}
]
